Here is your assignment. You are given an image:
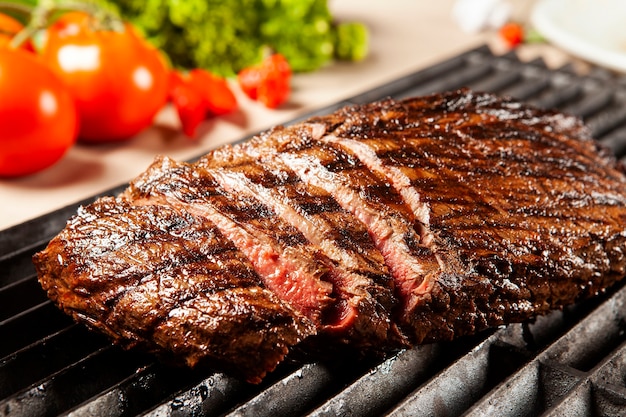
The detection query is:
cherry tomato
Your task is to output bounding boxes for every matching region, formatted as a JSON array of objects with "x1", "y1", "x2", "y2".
[
  {"x1": 499, "y1": 22, "x2": 524, "y2": 48},
  {"x1": 0, "y1": 12, "x2": 34, "y2": 51},
  {"x1": 40, "y1": 12, "x2": 169, "y2": 142},
  {"x1": 0, "y1": 48, "x2": 78, "y2": 177}
]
